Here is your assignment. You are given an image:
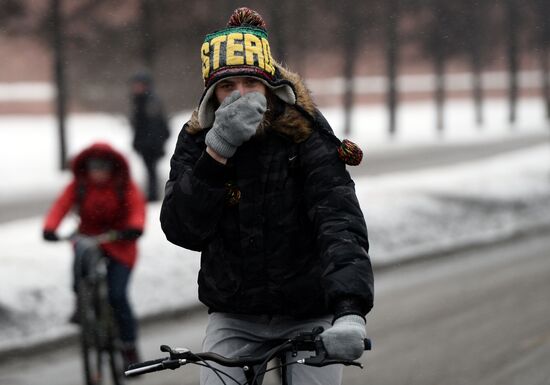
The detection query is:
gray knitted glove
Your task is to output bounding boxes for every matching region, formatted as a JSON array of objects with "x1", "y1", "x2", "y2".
[
  {"x1": 320, "y1": 314, "x2": 366, "y2": 361},
  {"x1": 205, "y1": 90, "x2": 267, "y2": 158}
]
